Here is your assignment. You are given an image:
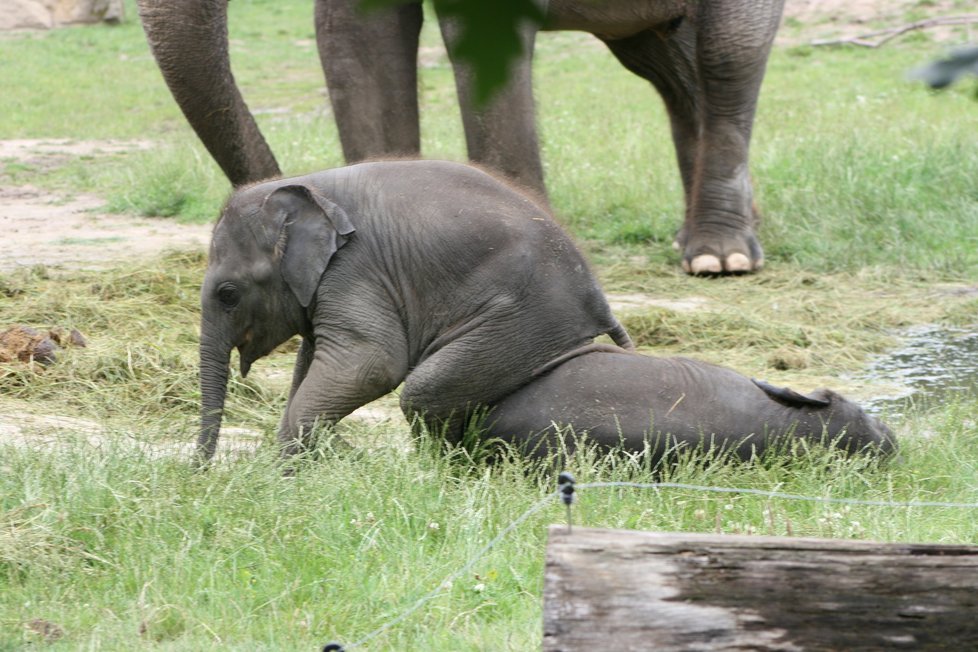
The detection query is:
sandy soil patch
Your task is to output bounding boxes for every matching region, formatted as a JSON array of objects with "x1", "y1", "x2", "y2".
[
  {"x1": 0, "y1": 139, "x2": 153, "y2": 168},
  {"x1": 608, "y1": 294, "x2": 710, "y2": 314},
  {"x1": 0, "y1": 139, "x2": 212, "y2": 272},
  {"x1": 0, "y1": 139, "x2": 214, "y2": 448},
  {"x1": 0, "y1": 406, "x2": 263, "y2": 460},
  {"x1": 779, "y1": 0, "x2": 975, "y2": 45}
]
